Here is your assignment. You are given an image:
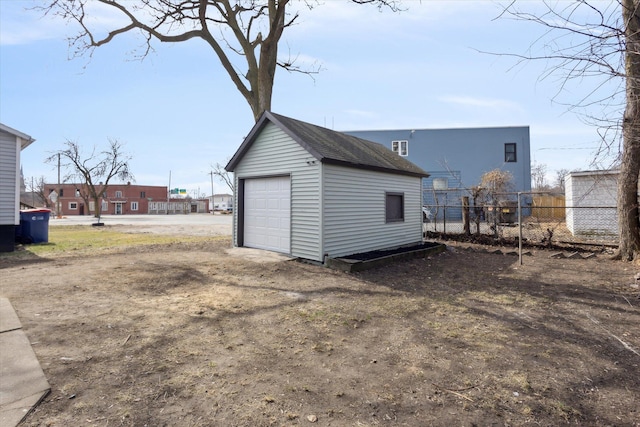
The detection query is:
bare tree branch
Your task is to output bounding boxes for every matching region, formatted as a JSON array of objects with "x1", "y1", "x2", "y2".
[
  {"x1": 38, "y1": 0, "x2": 401, "y2": 121},
  {"x1": 493, "y1": 0, "x2": 640, "y2": 260},
  {"x1": 211, "y1": 161, "x2": 234, "y2": 193}
]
